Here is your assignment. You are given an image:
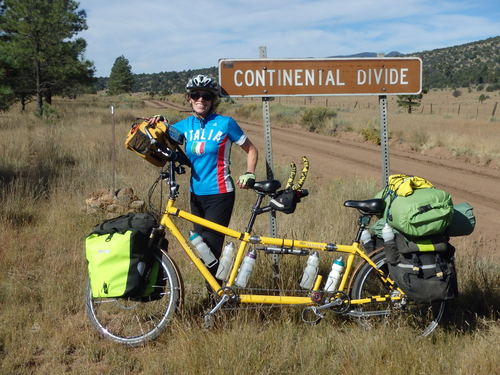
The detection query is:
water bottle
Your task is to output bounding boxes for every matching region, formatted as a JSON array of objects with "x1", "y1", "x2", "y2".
[
  {"x1": 360, "y1": 229, "x2": 374, "y2": 252},
  {"x1": 235, "y1": 249, "x2": 257, "y2": 287},
  {"x1": 382, "y1": 223, "x2": 395, "y2": 242},
  {"x1": 324, "y1": 257, "x2": 345, "y2": 292},
  {"x1": 299, "y1": 252, "x2": 320, "y2": 290},
  {"x1": 189, "y1": 231, "x2": 218, "y2": 268},
  {"x1": 381, "y1": 223, "x2": 399, "y2": 264},
  {"x1": 216, "y1": 242, "x2": 236, "y2": 281}
]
